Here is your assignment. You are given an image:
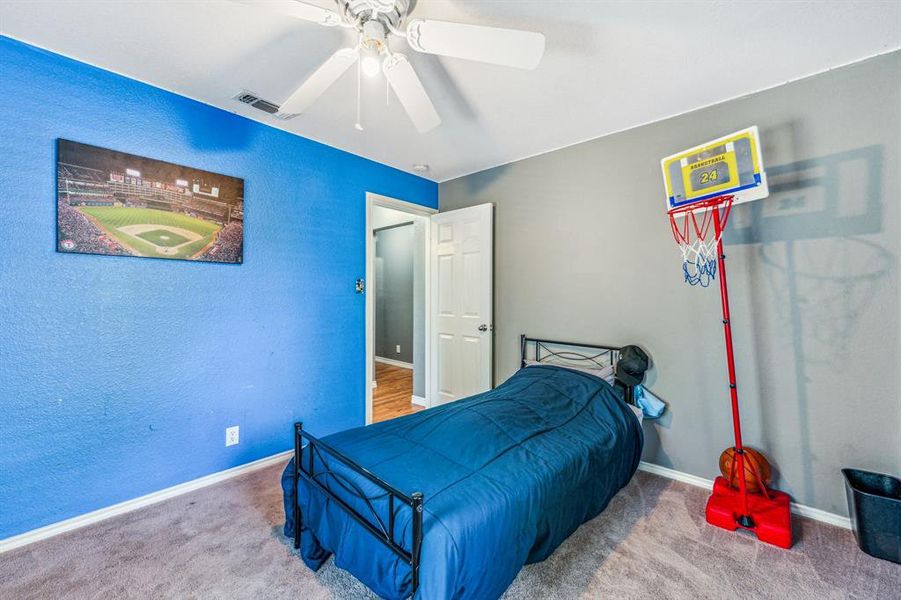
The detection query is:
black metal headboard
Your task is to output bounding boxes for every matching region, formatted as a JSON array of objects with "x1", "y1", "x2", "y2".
[{"x1": 520, "y1": 335, "x2": 635, "y2": 404}]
